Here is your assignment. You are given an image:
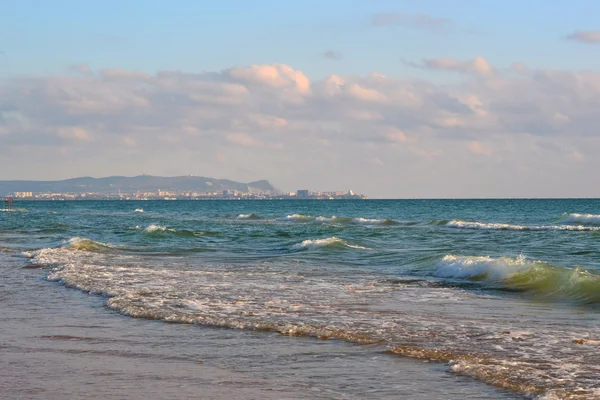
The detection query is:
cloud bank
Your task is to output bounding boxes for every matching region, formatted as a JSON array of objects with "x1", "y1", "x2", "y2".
[{"x1": 1, "y1": 58, "x2": 599, "y2": 197}]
